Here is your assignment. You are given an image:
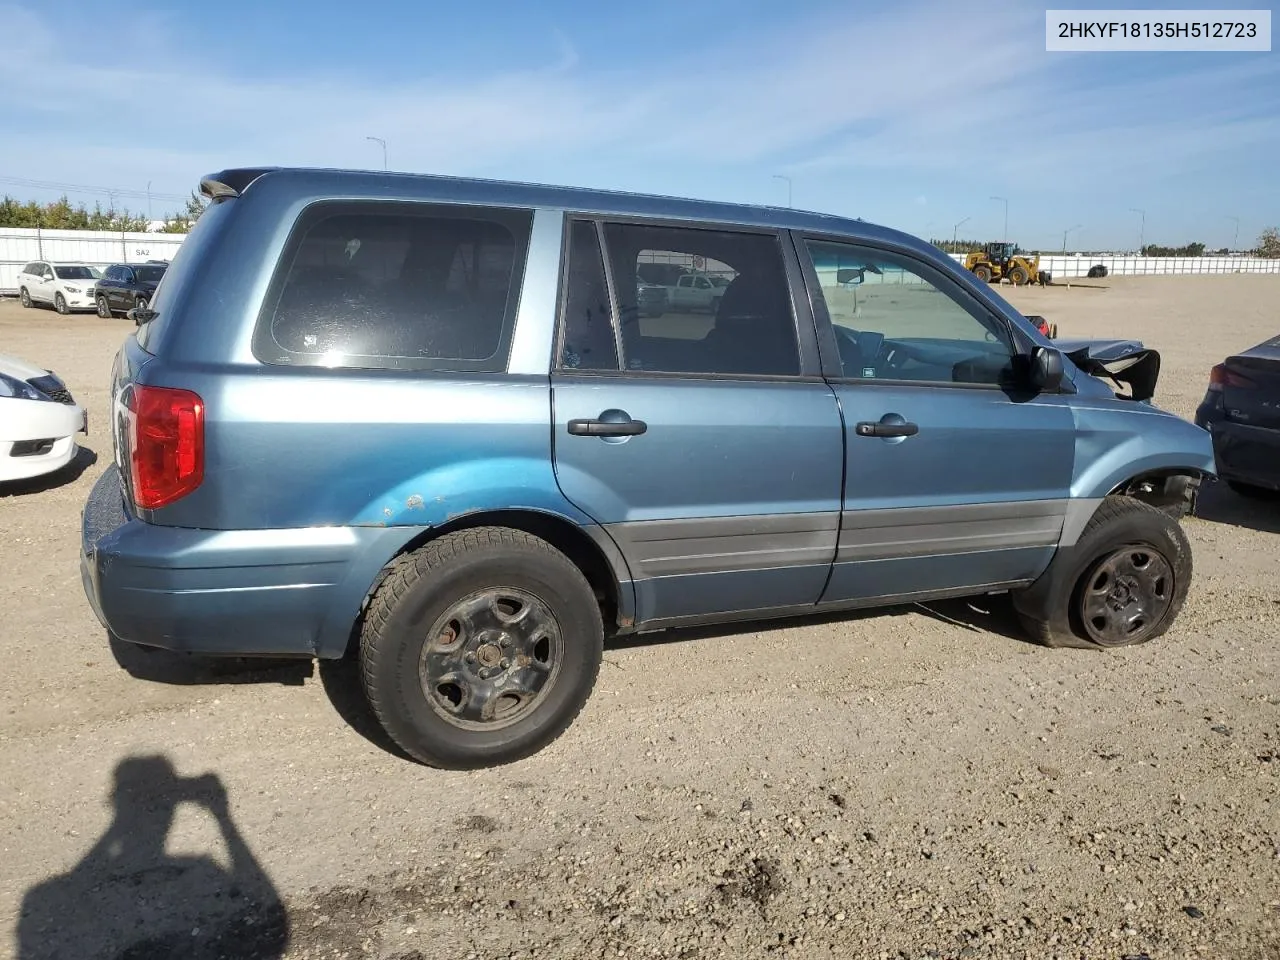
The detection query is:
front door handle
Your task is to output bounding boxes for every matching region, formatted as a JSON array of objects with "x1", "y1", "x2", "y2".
[
  {"x1": 568, "y1": 417, "x2": 648, "y2": 437},
  {"x1": 855, "y1": 420, "x2": 919, "y2": 438}
]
